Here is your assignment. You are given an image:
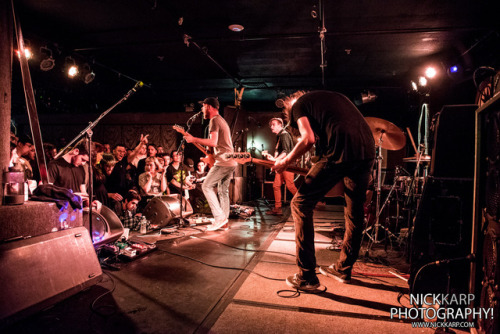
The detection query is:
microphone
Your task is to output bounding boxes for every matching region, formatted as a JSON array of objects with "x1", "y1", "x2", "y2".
[
  {"x1": 189, "y1": 111, "x2": 203, "y2": 120},
  {"x1": 275, "y1": 98, "x2": 285, "y2": 108},
  {"x1": 124, "y1": 81, "x2": 144, "y2": 100},
  {"x1": 432, "y1": 254, "x2": 475, "y2": 266}
]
